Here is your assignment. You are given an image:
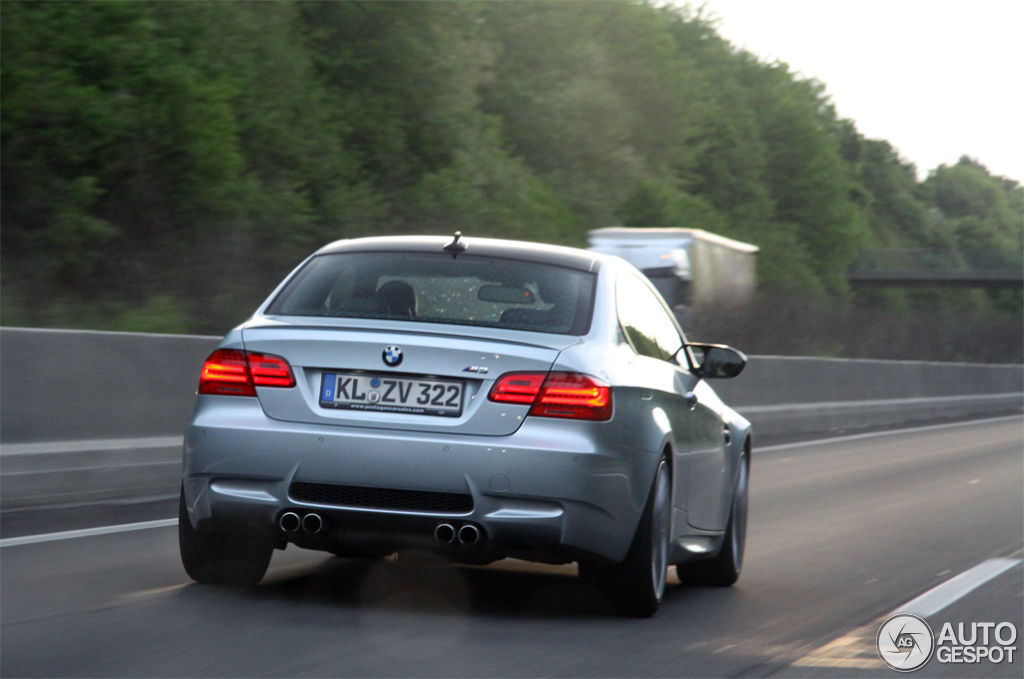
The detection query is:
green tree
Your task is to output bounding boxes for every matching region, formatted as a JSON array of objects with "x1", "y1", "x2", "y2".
[
  {"x1": 922, "y1": 157, "x2": 1022, "y2": 251},
  {"x1": 2, "y1": 1, "x2": 1018, "y2": 334}
]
